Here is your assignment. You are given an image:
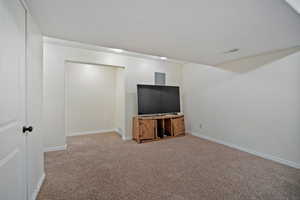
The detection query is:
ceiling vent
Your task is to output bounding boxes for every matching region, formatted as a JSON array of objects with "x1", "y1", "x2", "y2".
[{"x1": 223, "y1": 48, "x2": 239, "y2": 54}]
